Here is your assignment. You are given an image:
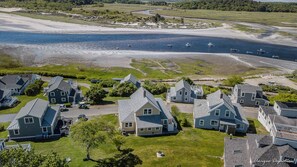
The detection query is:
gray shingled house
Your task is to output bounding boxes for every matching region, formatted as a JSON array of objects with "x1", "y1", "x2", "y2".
[
  {"x1": 0, "y1": 89, "x2": 17, "y2": 108},
  {"x1": 45, "y1": 76, "x2": 82, "y2": 104},
  {"x1": 258, "y1": 101, "x2": 297, "y2": 149},
  {"x1": 120, "y1": 74, "x2": 141, "y2": 88},
  {"x1": 167, "y1": 79, "x2": 203, "y2": 103},
  {"x1": 193, "y1": 90, "x2": 249, "y2": 134},
  {"x1": 224, "y1": 134, "x2": 297, "y2": 167},
  {"x1": 232, "y1": 84, "x2": 269, "y2": 107},
  {"x1": 0, "y1": 74, "x2": 38, "y2": 95},
  {"x1": 118, "y1": 87, "x2": 177, "y2": 136},
  {"x1": 7, "y1": 98, "x2": 61, "y2": 140}
]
